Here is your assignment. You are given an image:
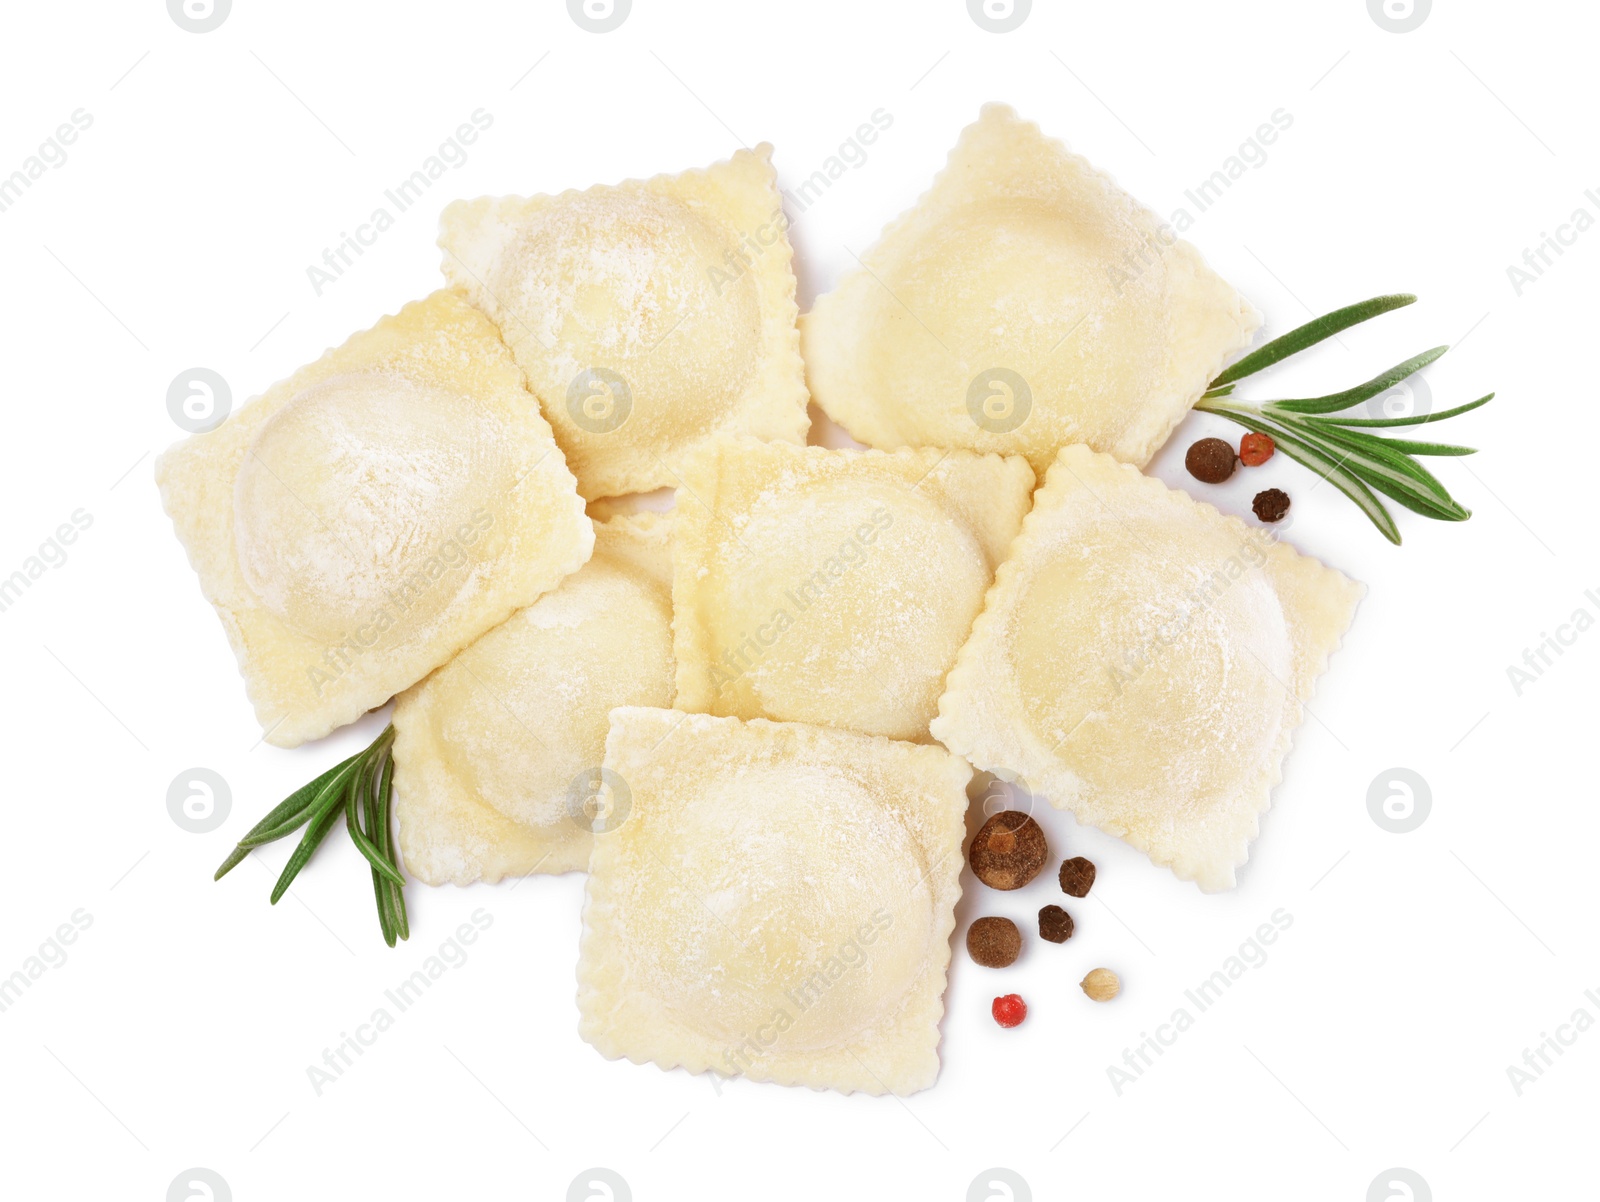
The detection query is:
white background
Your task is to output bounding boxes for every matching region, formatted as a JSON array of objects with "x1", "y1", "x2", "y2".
[{"x1": 0, "y1": 1, "x2": 1595, "y2": 1199}]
